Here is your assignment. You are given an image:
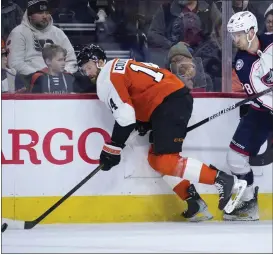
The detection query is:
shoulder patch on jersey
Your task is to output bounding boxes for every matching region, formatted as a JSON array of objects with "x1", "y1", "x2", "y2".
[
  {"x1": 261, "y1": 69, "x2": 273, "y2": 86},
  {"x1": 112, "y1": 59, "x2": 129, "y2": 74},
  {"x1": 235, "y1": 59, "x2": 244, "y2": 71}
]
